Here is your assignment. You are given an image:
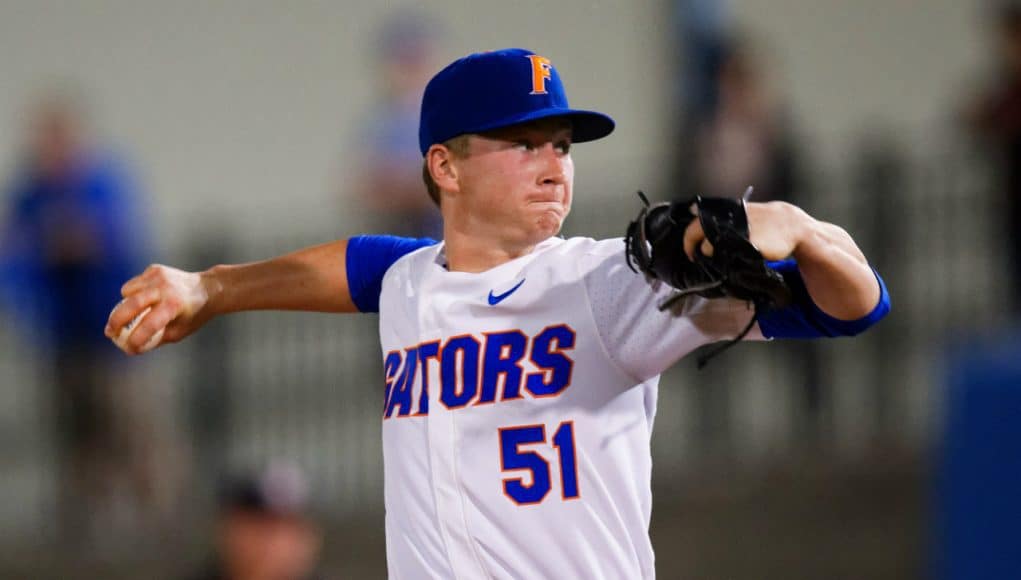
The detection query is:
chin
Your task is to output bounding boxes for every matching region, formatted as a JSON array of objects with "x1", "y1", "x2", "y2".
[{"x1": 533, "y1": 213, "x2": 564, "y2": 239}]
